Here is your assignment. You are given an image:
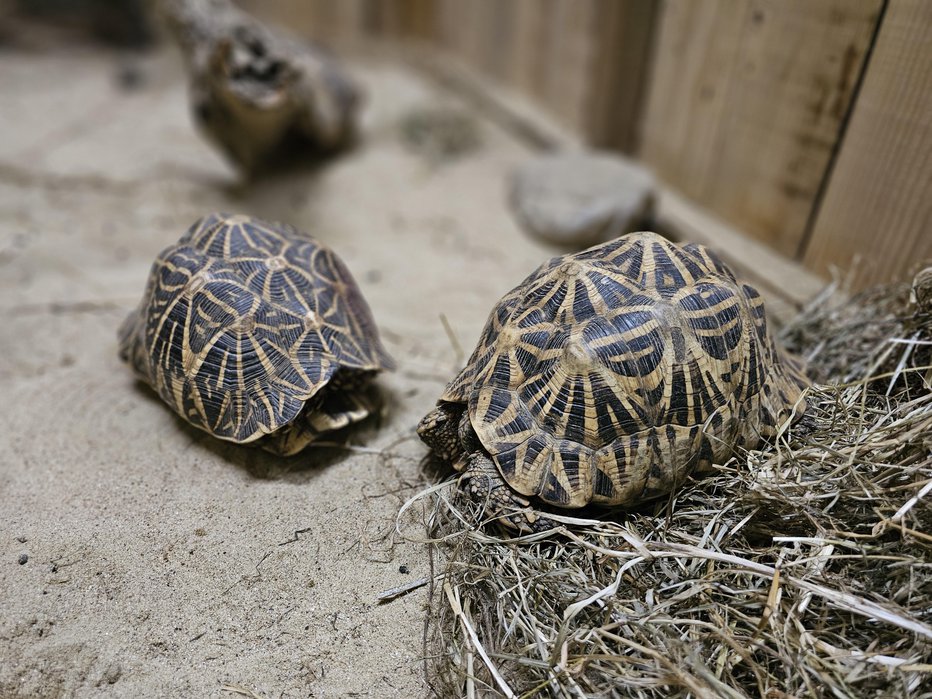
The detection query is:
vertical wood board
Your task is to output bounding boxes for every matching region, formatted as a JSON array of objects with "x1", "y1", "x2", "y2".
[
  {"x1": 585, "y1": 0, "x2": 659, "y2": 153},
  {"x1": 803, "y1": 0, "x2": 932, "y2": 287},
  {"x1": 541, "y1": 0, "x2": 599, "y2": 135},
  {"x1": 238, "y1": 0, "x2": 370, "y2": 46},
  {"x1": 240, "y1": 1, "x2": 656, "y2": 153},
  {"x1": 639, "y1": 0, "x2": 752, "y2": 202},
  {"x1": 639, "y1": 0, "x2": 882, "y2": 257}
]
